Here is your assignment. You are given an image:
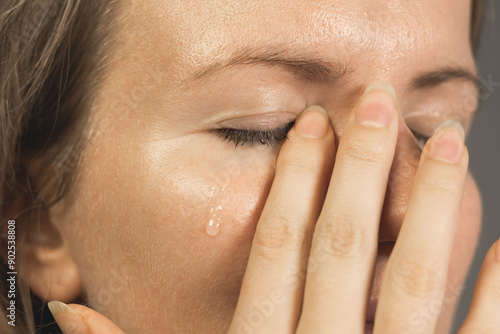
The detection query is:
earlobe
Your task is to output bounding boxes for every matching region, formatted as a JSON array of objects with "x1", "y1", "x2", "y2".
[{"x1": 23, "y1": 208, "x2": 82, "y2": 303}]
